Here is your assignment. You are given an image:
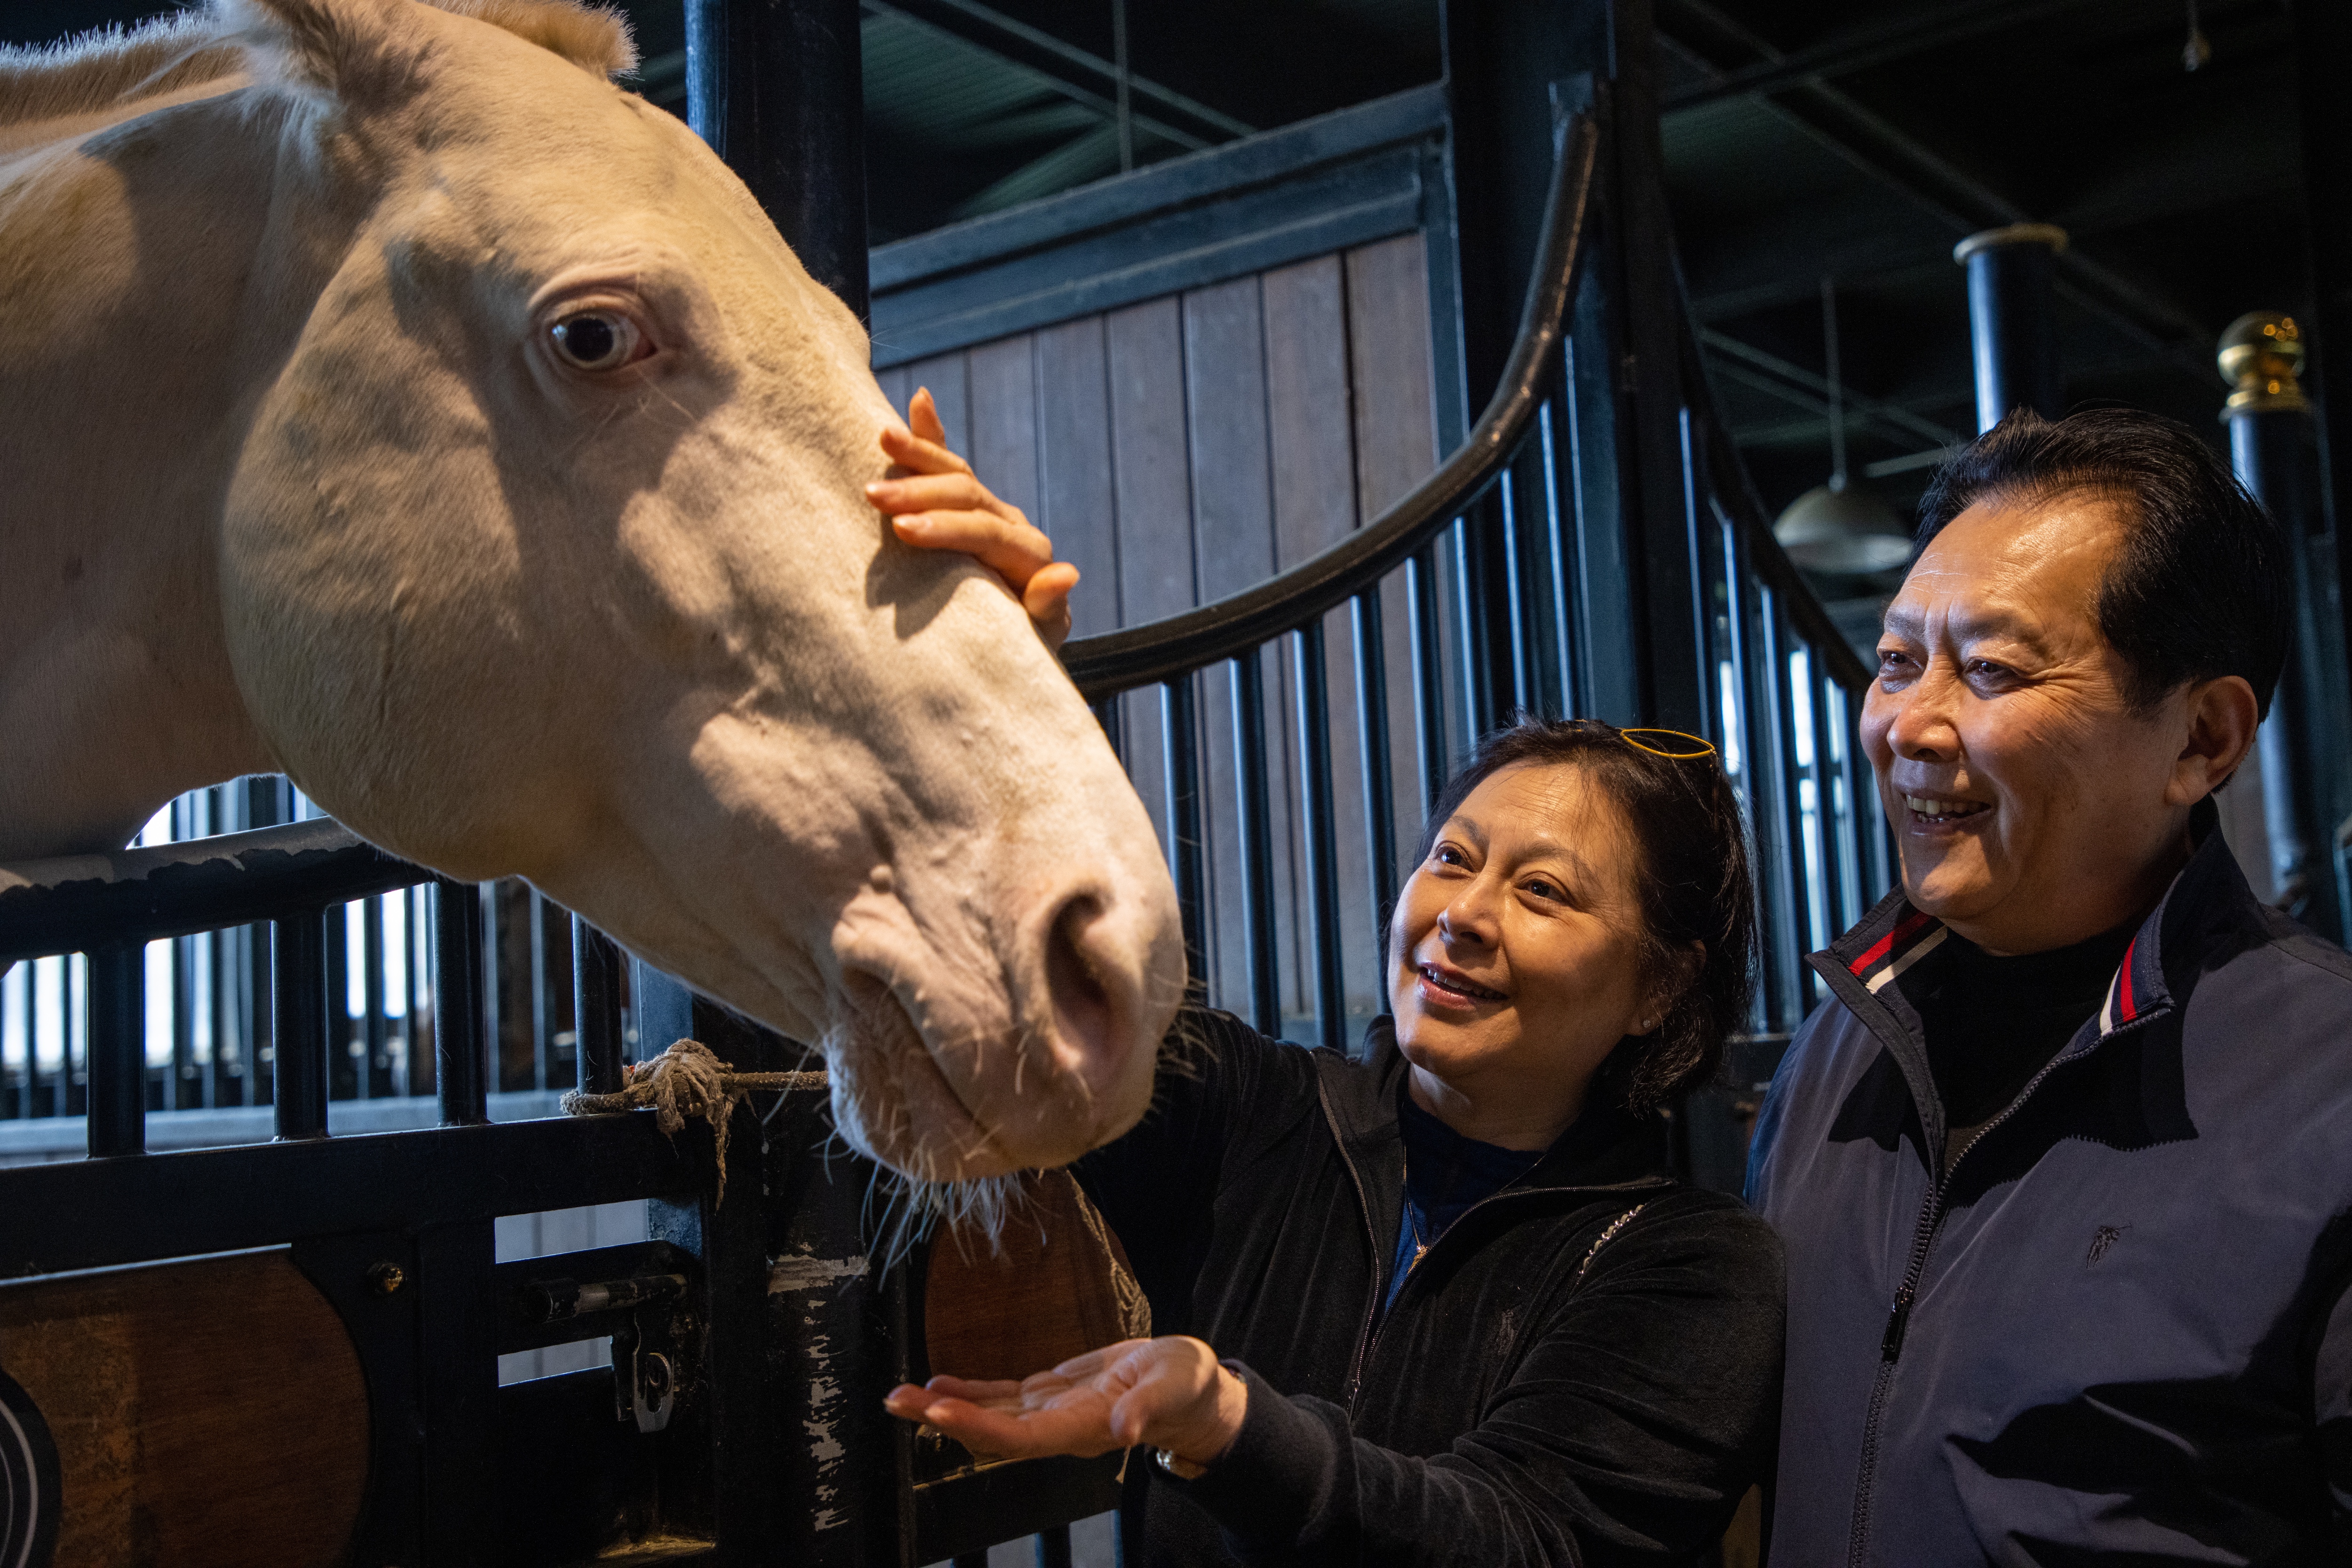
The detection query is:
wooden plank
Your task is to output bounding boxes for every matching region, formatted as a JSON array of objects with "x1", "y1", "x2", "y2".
[
  {"x1": 1106, "y1": 298, "x2": 1196, "y2": 864},
  {"x1": 1262, "y1": 254, "x2": 1358, "y2": 569},
  {"x1": 1263, "y1": 258, "x2": 1382, "y2": 1035},
  {"x1": 0, "y1": 1249, "x2": 367, "y2": 1567},
  {"x1": 967, "y1": 334, "x2": 1041, "y2": 523},
  {"x1": 1035, "y1": 317, "x2": 1120, "y2": 641},
  {"x1": 875, "y1": 364, "x2": 912, "y2": 420},
  {"x1": 906, "y1": 351, "x2": 972, "y2": 457},
  {"x1": 1348, "y1": 235, "x2": 1443, "y2": 866}
]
